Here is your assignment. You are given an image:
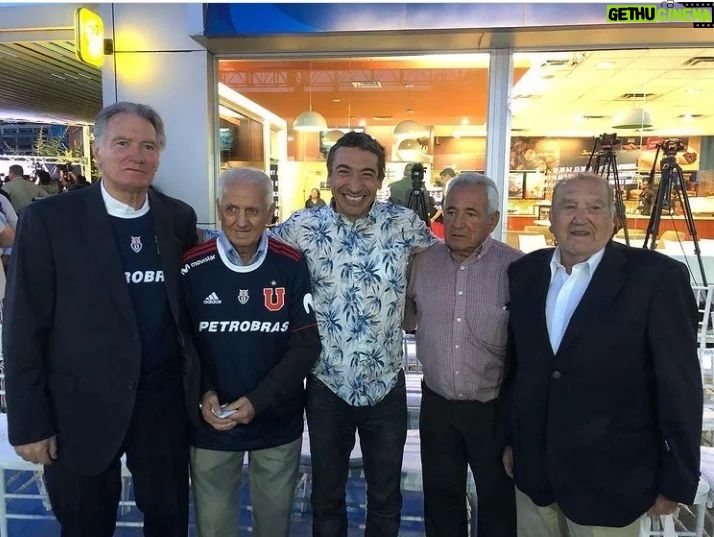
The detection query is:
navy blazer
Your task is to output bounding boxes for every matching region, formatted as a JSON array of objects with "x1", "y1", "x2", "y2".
[
  {"x1": 504, "y1": 241, "x2": 702, "y2": 526},
  {"x1": 2, "y1": 182, "x2": 198, "y2": 475}
]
